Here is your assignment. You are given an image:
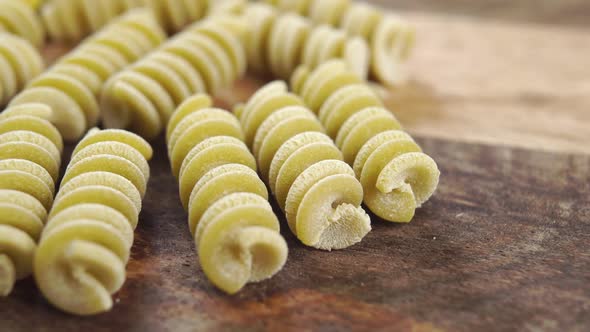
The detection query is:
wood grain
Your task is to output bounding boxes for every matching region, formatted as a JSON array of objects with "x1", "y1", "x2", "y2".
[
  {"x1": 3, "y1": 137, "x2": 589, "y2": 332},
  {"x1": 382, "y1": 13, "x2": 590, "y2": 155}
]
